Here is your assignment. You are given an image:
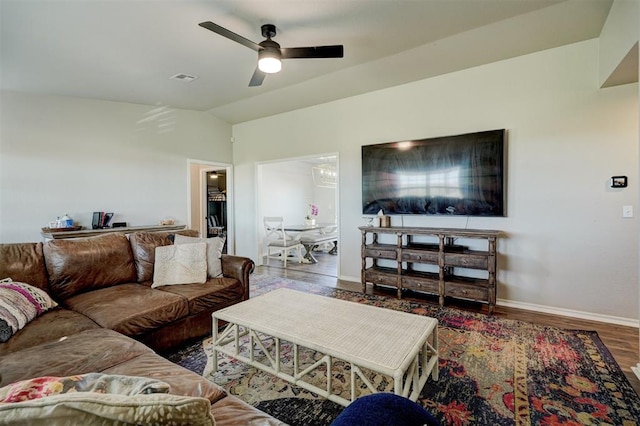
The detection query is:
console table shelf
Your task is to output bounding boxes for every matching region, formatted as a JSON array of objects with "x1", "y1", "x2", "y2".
[
  {"x1": 41, "y1": 224, "x2": 186, "y2": 240},
  {"x1": 359, "y1": 226, "x2": 501, "y2": 313}
]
